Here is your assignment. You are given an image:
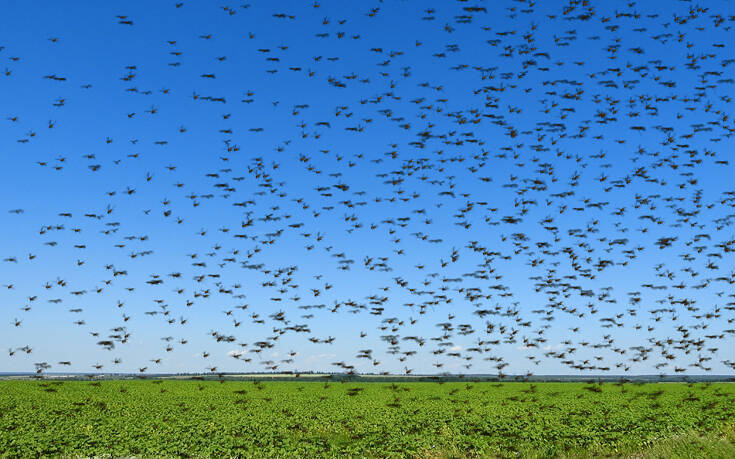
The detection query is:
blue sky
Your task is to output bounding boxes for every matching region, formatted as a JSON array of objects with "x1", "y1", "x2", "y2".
[{"x1": 1, "y1": 0, "x2": 735, "y2": 376}]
